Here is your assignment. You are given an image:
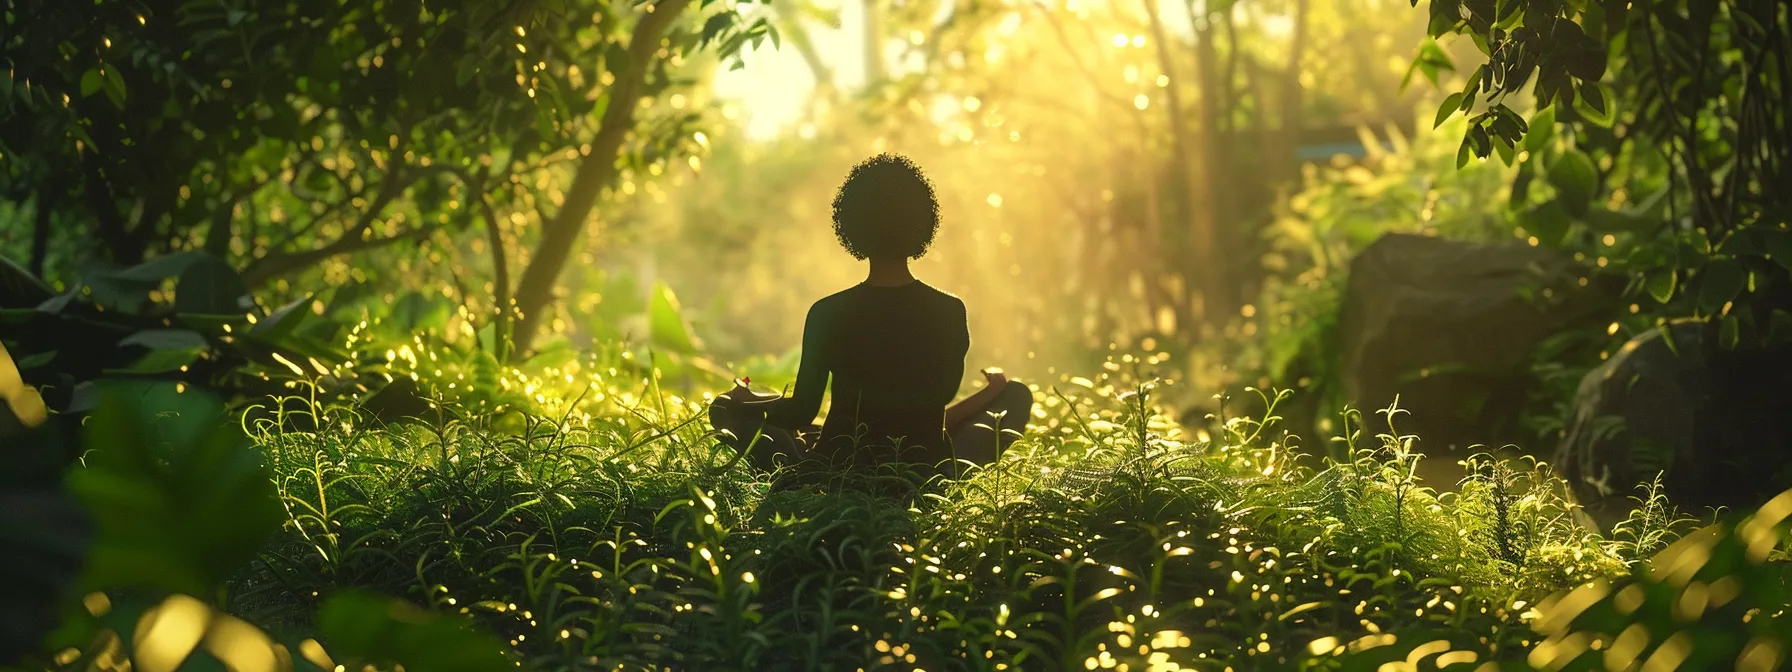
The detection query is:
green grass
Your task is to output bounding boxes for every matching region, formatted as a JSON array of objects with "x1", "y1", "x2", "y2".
[
  {"x1": 218, "y1": 365, "x2": 1643, "y2": 671},
  {"x1": 20, "y1": 346, "x2": 1792, "y2": 672}
]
